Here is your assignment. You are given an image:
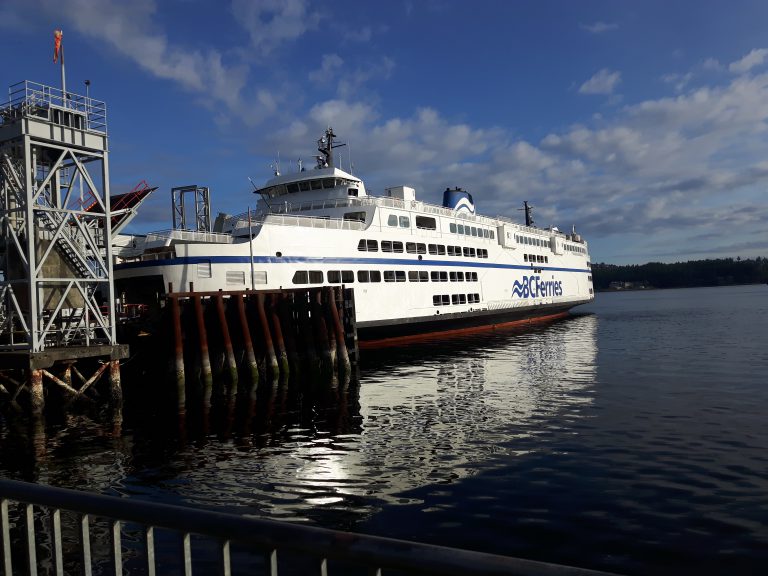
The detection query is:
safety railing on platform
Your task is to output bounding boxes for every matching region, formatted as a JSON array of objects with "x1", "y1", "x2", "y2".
[
  {"x1": 0, "y1": 479, "x2": 615, "y2": 576},
  {"x1": 1, "y1": 80, "x2": 107, "y2": 133}
]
